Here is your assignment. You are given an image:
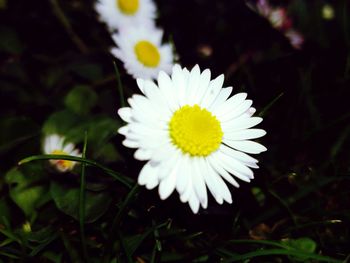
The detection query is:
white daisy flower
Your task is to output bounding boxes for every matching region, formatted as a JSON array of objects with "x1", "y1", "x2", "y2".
[
  {"x1": 111, "y1": 26, "x2": 174, "y2": 80},
  {"x1": 117, "y1": 64, "x2": 267, "y2": 214},
  {"x1": 43, "y1": 134, "x2": 81, "y2": 173},
  {"x1": 95, "y1": 0, "x2": 156, "y2": 31}
]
